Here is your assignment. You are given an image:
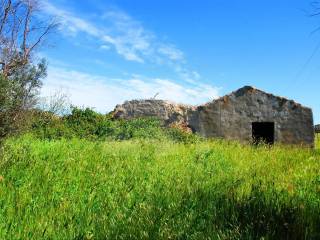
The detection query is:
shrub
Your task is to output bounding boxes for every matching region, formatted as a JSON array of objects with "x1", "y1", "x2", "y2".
[
  {"x1": 112, "y1": 118, "x2": 165, "y2": 140},
  {"x1": 63, "y1": 107, "x2": 114, "y2": 140},
  {"x1": 29, "y1": 107, "x2": 198, "y2": 143},
  {"x1": 165, "y1": 125, "x2": 201, "y2": 144},
  {"x1": 30, "y1": 111, "x2": 73, "y2": 140}
]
